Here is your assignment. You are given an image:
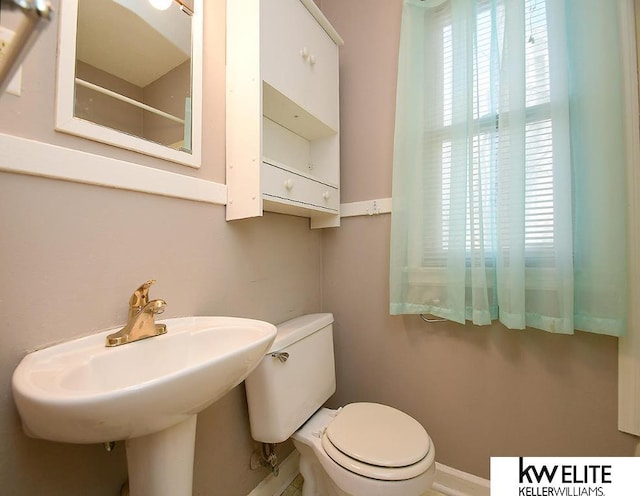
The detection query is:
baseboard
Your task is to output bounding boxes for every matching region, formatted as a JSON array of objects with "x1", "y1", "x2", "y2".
[
  {"x1": 247, "y1": 452, "x2": 490, "y2": 496},
  {"x1": 432, "y1": 462, "x2": 490, "y2": 496},
  {"x1": 247, "y1": 450, "x2": 300, "y2": 496}
]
